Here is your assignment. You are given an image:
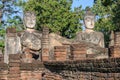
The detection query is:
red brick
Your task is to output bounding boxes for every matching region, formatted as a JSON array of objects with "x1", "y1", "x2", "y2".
[
  {"x1": 9, "y1": 67, "x2": 20, "y2": 71},
  {"x1": 73, "y1": 54, "x2": 86, "y2": 58},
  {"x1": 32, "y1": 71, "x2": 42, "y2": 79},
  {"x1": 54, "y1": 52, "x2": 67, "y2": 54},
  {"x1": 8, "y1": 74, "x2": 20, "y2": 78},
  {"x1": 0, "y1": 71, "x2": 8, "y2": 75},
  {"x1": 9, "y1": 63, "x2": 20, "y2": 67},
  {"x1": 55, "y1": 57, "x2": 67, "y2": 60},
  {"x1": 54, "y1": 46, "x2": 67, "y2": 49},
  {"x1": 9, "y1": 60, "x2": 20, "y2": 63},
  {"x1": 9, "y1": 70, "x2": 20, "y2": 74},
  {"x1": 72, "y1": 51, "x2": 86, "y2": 54},
  {"x1": 54, "y1": 53, "x2": 67, "y2": 57},
  {"x1": 42, "y1": 56, "x2": 49, "y2": 61}
]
